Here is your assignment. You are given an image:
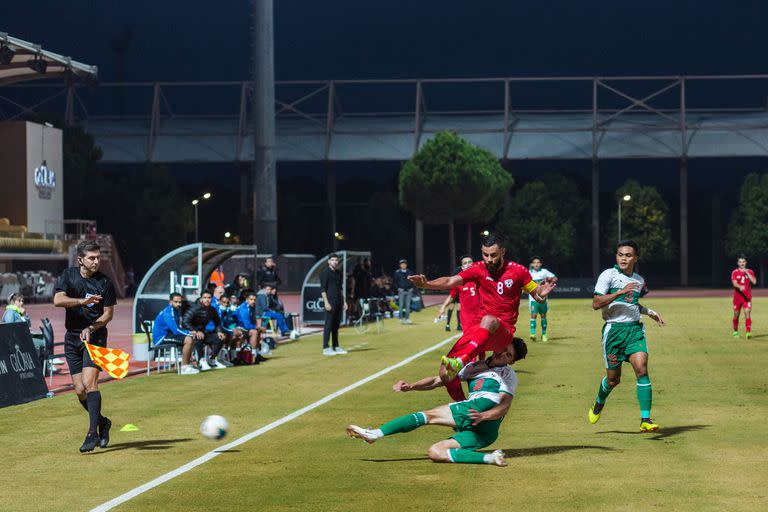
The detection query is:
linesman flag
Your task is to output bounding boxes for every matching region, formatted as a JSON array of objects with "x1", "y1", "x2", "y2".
[{"x1": 84, "y1": 343, "x2": 131, "y2": 379}]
